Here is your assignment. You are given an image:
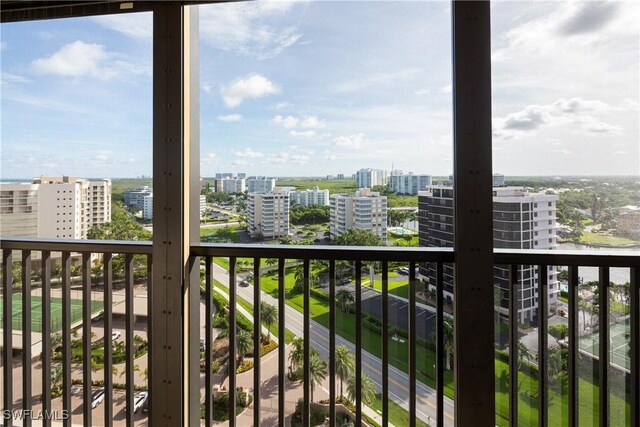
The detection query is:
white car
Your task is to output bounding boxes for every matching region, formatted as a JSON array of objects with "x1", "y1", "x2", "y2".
[
  {"x1": 91, "y1": 388, "x2": 105, "y2": 409},
  {"x1": 133, "y1": 391, "x2": 148, "y2": 413},
  {"x1": 112, "y1": 331, "x2": 121, "y2": 341}
]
